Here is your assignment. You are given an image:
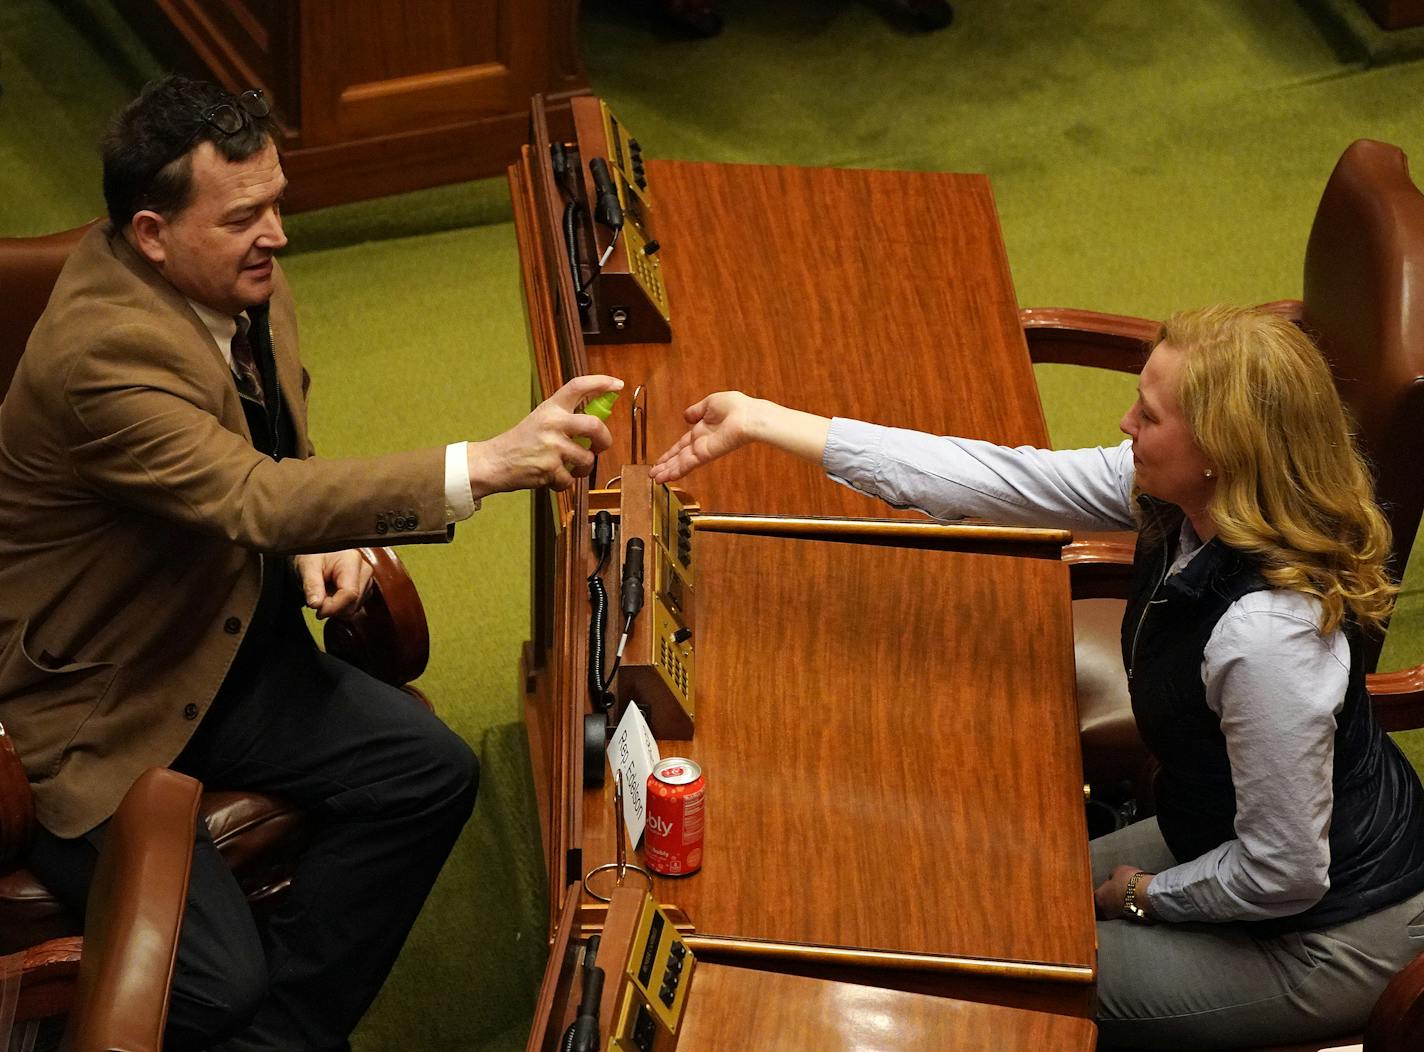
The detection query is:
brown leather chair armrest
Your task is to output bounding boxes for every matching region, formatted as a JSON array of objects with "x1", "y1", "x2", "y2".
[
  {"x1": 62, "y1": 768, "x2": 202, "y2": 1052},
  {"x1": 1365, "y1": 948, "x2": 1424, "y2": 1052},
  {"x1": 1019, "y1": 307, "x2": 1158, "y2": 372},
  {"x1": 1367, "y1": 665, "x2": 1424, "y2": 733},
  {"x1": 0, "y1": 222, "x2": 103, "y2": 398},
  {"x1": 322, "y1": 546, "x2": 430, "y2": 691},
  {"x1": 0, "y1": 721, "x2": 36, "y2": 867}
]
